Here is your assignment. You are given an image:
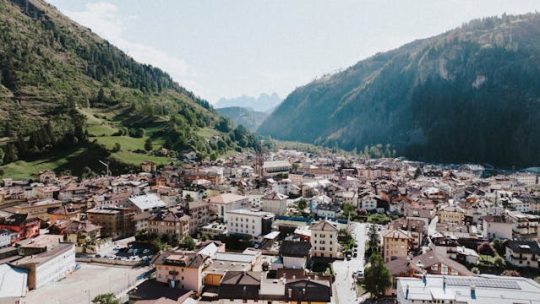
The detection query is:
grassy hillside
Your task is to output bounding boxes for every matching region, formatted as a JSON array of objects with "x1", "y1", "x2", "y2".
[
  {"x1": 0, "y1": 0, "x2": 255, "y2": 178},
  {"x1": 259, "y1": 13, "x2": 540, "y2": 167}
]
